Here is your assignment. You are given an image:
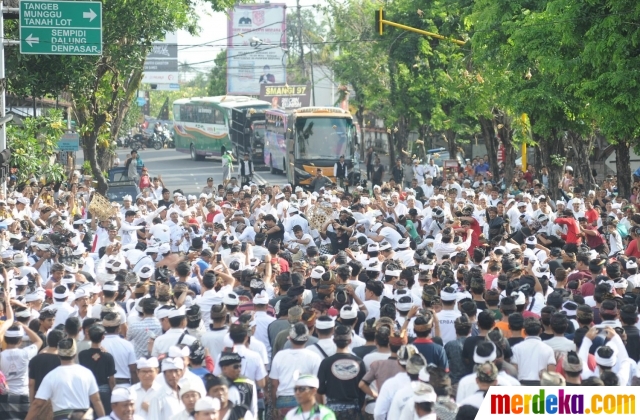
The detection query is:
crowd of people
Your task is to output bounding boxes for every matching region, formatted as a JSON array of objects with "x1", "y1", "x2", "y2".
[{"x1": 0, "y1": 151, "x2": 638, "y2": 420}]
